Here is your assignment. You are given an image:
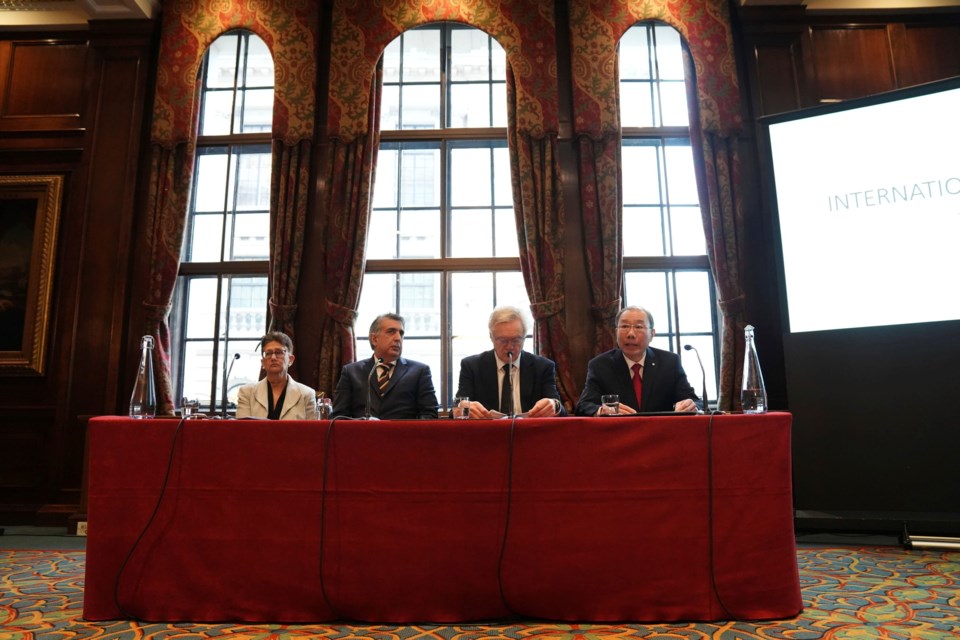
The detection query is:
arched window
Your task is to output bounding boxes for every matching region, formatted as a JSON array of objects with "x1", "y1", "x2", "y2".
[
  {"x1": 171, "y1": 31, "x2": 275, "y2": 411},
  {"x1": 619, "y1": 23, "x2": 719, "y2": 401},
  {"x1": 355, "y1": 24, "x2": 529, "y2": 408}
]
